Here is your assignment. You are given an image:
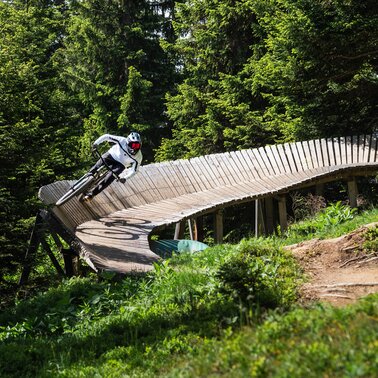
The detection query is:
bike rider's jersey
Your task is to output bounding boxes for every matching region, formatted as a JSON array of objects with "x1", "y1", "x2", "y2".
[{"x1": 94, "y1": 134, "x2": 143, "y2": 180}]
